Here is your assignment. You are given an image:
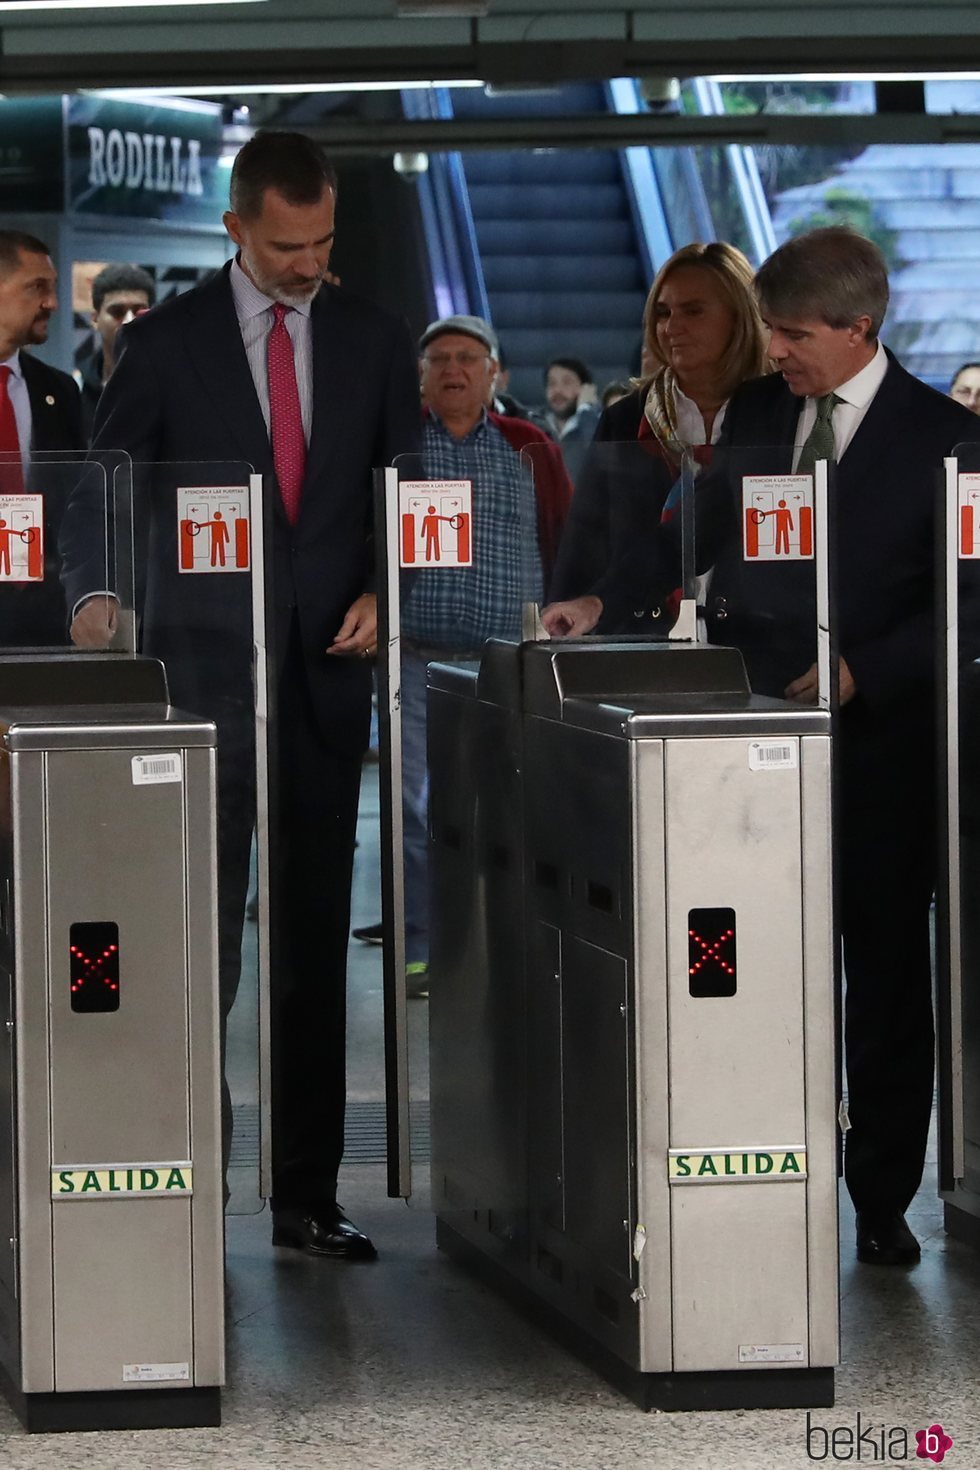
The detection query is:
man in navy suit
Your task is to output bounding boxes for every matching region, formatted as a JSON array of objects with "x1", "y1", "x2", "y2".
[
  {"x1": 67, "y1": 133, "x2": 421, "y2": 1259},
  {"x1": 707, "y1": 229, "x2": 978, "y2": 1266},
  {"x1": 545, "y1": 227, "x2": 979, "y2": 1265}
]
